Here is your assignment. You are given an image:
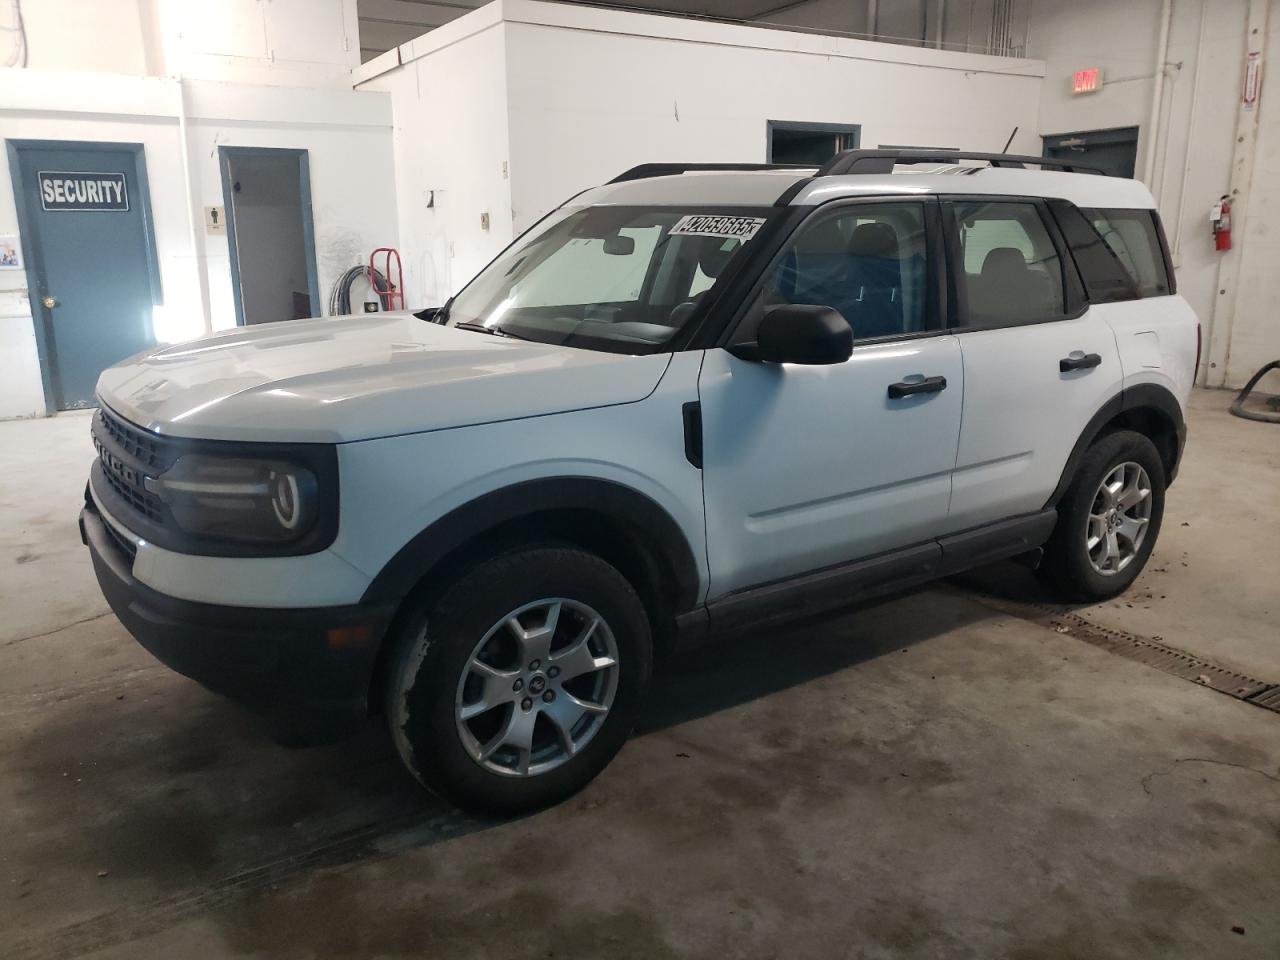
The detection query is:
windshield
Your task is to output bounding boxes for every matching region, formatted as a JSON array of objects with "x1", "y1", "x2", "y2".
[{"x1": 445, "y1": 205, "x2": 775, "y2": 353}]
